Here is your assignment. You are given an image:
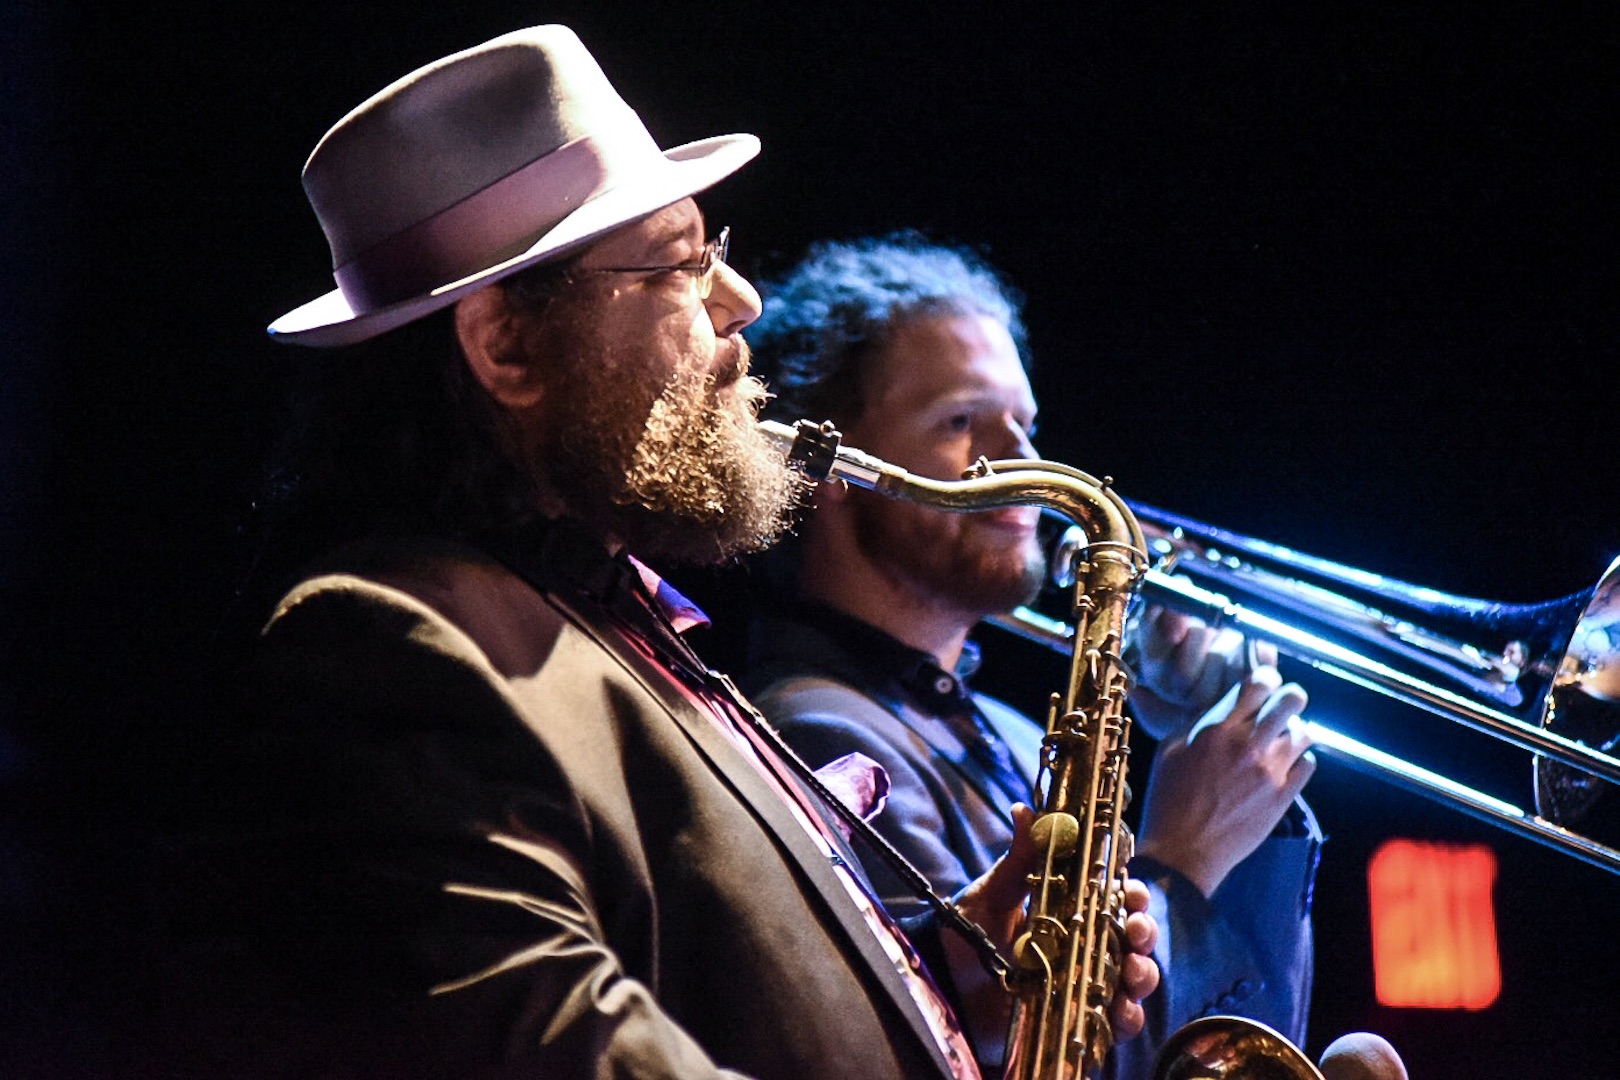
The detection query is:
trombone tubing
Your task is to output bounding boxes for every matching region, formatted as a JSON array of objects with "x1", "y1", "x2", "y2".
[
  {"x1": 1141, "y1": 569, "x2": 1620, "y2": 785},
  {"x1": 987, "y1": 596, "x2": 1620, "y2": 877}
]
